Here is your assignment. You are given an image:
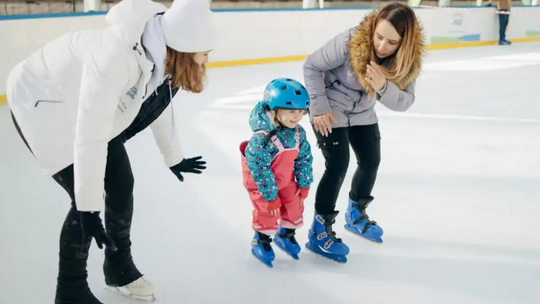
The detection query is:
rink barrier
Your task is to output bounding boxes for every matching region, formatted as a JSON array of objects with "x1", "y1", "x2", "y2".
[
  {"x1": 419, "y1": 5, "x2": 540, "y2": 16},
  {"x1": 203, "y1": 36, "x2": 540, "y2": 68},
  {"x1": 2, "y1": 5, "x2": 540, "y2": 105}
]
